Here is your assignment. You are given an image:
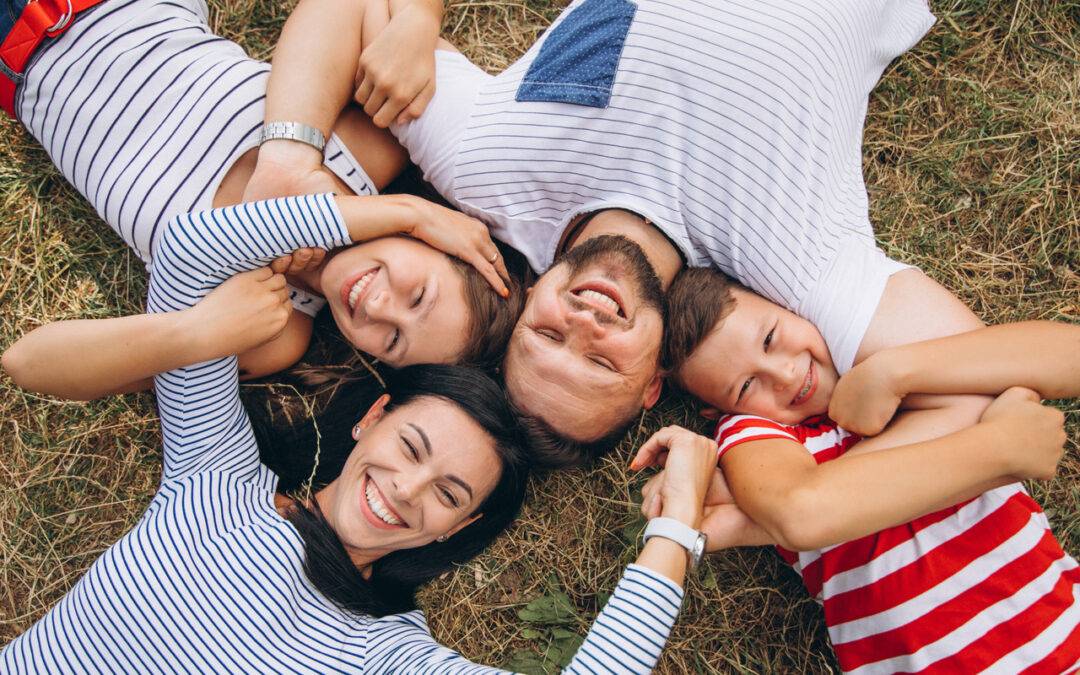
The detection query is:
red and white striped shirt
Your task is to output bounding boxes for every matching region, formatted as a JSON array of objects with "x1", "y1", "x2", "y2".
[{"x1": 715, "y1": 414, "x2": 1080, "y2": 673}]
